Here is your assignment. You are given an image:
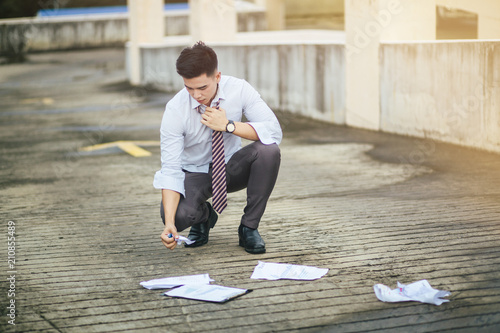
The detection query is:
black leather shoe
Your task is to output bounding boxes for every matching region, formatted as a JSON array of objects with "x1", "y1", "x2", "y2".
[
  {"x1": 238, "y1": 225, "x2": 266, "y2": 254},
  {"x1": 185, "y1": 202, "x2": 218, "y2": 247}
]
